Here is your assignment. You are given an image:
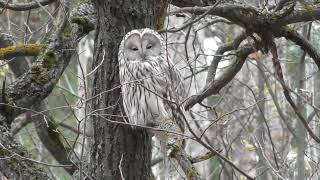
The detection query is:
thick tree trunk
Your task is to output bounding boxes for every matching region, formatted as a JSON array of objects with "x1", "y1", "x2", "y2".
[{"x1": 87, "y1": 0, "x2": 167, "y2": 179}]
